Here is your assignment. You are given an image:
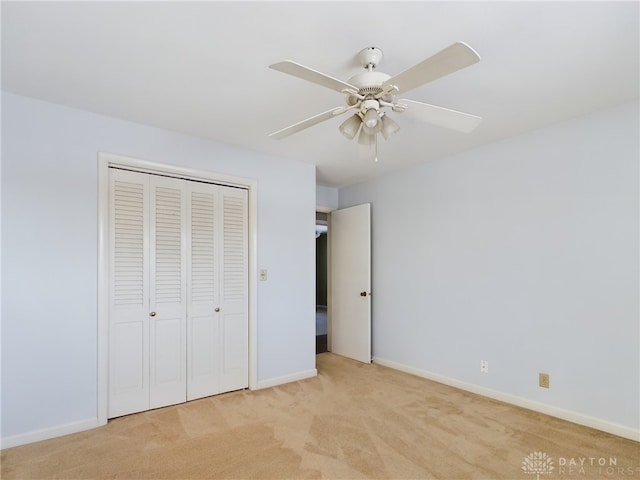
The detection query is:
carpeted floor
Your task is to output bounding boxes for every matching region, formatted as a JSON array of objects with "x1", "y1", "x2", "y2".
[{"x1": 2, "y1": 353, "x2": 638, "y2": 479}]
